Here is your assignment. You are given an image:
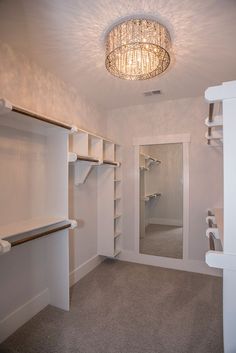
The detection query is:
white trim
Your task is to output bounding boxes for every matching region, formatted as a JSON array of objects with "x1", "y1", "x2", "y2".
[
  {"x1": 134, "y1": 145, "x2": 140, "y2": 253},
  {"x1": 118, "y1": 250, "x2": 222, "y2": 277},
  {"x1": 69, "y1": 254, "x2": 104, "y2": 287},
  {"x1": 183, "y1": 141, "x2": 189, "y2": 260},
  {"x1": 0, "y1": 255, "x2": 103, "y2": 343},
  {"x1": 148, "y1": 217, "x2": 183, "y2": 227},
  {"x1": 133, "y1": 133, "x2": 191, "y2": 146},
  {"x1": 0, "y1": 288, "x2": 49, "y2": 343},
  {"x1": 134, "y1": 134, "x2": 190, "y2": 269}
]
